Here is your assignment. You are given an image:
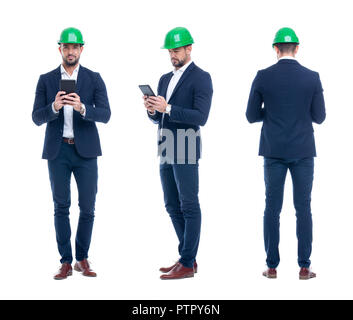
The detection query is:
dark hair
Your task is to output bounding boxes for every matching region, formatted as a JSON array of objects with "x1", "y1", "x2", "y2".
[
  {"x1": 61, "y1": 43, "x2": 83, "y2": 47},
  {"x1": 274, "y1": 43, "x2": 298, "y2": 54}
]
